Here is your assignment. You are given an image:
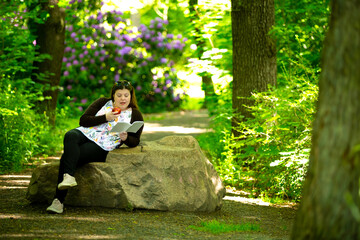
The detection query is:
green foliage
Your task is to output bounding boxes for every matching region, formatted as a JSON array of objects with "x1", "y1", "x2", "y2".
[
  {"x1": 197, "y1": 0, "x2": 329, "y2": 201},
  {"x1": 199, "y1": 65, "x2": 318, "y2": 200},
  {"x1": 0, "y1": 2, "x2": 41, "y2": 172},
  {"x1": 199, "y1": 67, "x2": 318, "y2": 201},
  {"x1": 140, "y1": 0, "x2": 190, "y2": 39},
  {"x1": 196, "y1": 80, "x2": 232, "y2": 166},
  {"x1": 33, "y1": 107, "x2": 78, "y2": 156},
  {"x1": 180, "y1": 97, "x2": 203, "y2": 111},
  {"x1": 189, "y1": 220, "x2": 260, "y2": 234},
  {"x1": 273, "y1": 0, "x2": 330, "y2": 85},
  {"x1": 238, "y1": 75, "x2": 316, "y2": 199},
  {"x1": 345, "y1": 191, "x2": 360, "y2": 223},
  {"x1": 185, "y1": 0, "x2": 232, "y2": 78},
  {"x1": 0, "y1": 2, "x2": 74, "y2": 173},
  {"x1": 125, "y1": 202, "x2": 134, "y2": 212}
]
